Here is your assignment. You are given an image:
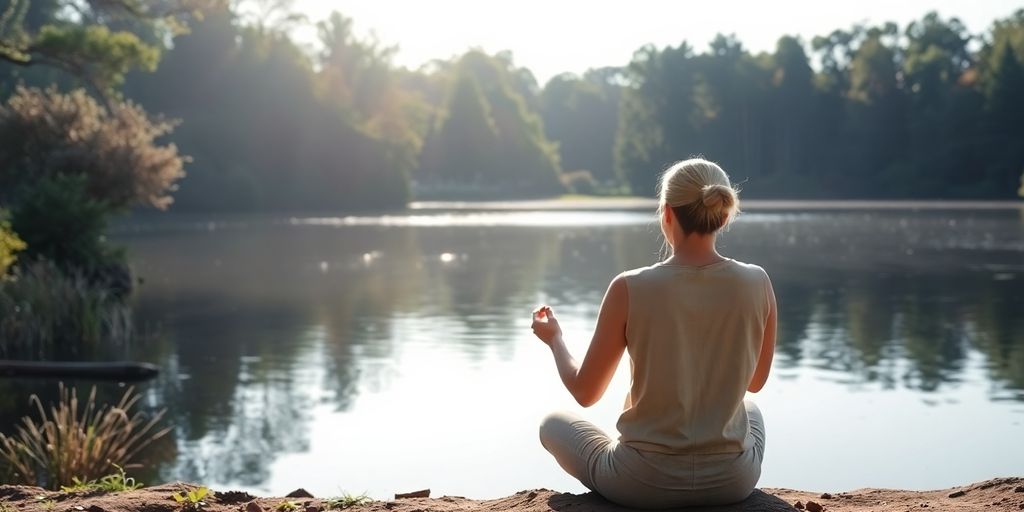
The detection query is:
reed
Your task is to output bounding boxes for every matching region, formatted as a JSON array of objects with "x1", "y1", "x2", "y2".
[
  {"x1": 0, "y1": 384, "x2": 169, "y2": 489},
  {"x1": 0, "y1": 261, "x2": 132, "y2": 360}
]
